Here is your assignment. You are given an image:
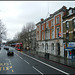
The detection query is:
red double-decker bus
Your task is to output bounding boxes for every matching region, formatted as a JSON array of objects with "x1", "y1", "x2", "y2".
[{"x1": 15, "y1": 43, "x2": 22, "y2": 51}]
